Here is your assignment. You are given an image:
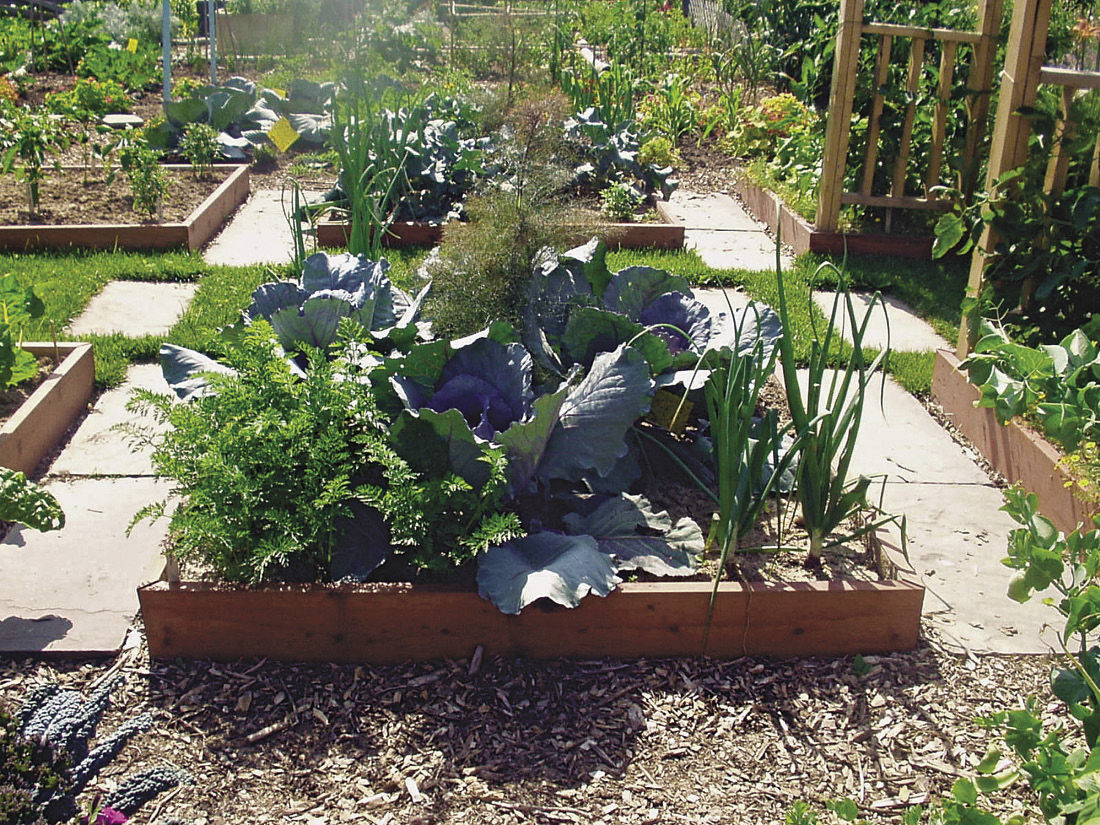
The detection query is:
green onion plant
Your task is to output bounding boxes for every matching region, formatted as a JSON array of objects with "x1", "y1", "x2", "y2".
[
  {"x1": 331, "y1": 75, "x2": 424, "y2": 259},
  {"x1": 775, "y1": 253, "x2": 887, "y2": 563}
]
